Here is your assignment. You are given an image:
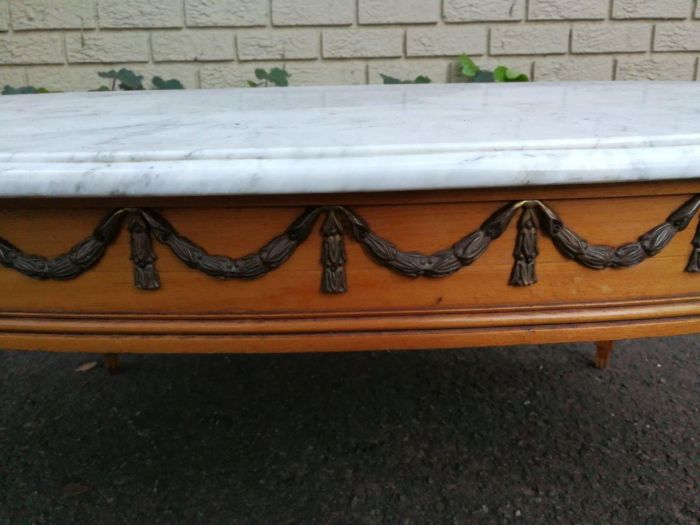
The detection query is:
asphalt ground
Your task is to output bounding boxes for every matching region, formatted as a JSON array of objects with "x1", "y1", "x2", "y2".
[{"x1": 1, "y1": 336, "x2": 698, "y2": 524}]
